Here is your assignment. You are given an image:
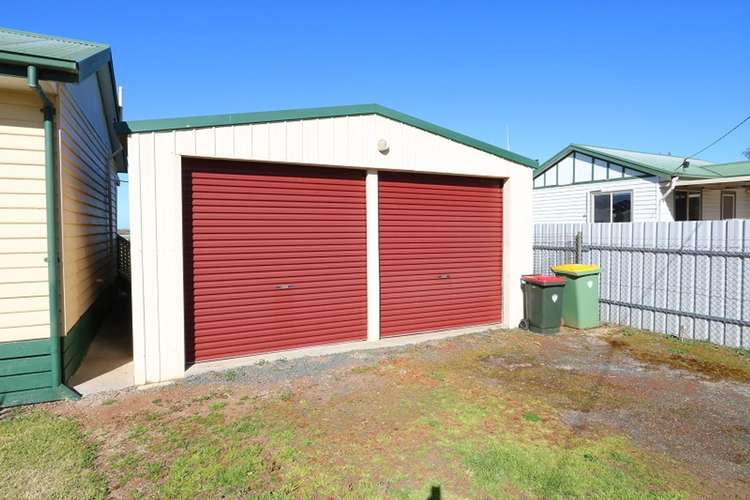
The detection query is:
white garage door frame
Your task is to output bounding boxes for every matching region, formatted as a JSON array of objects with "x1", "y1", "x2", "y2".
[{"x1": 127, "y1": 110, "x2": 533, "y2": 384}]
